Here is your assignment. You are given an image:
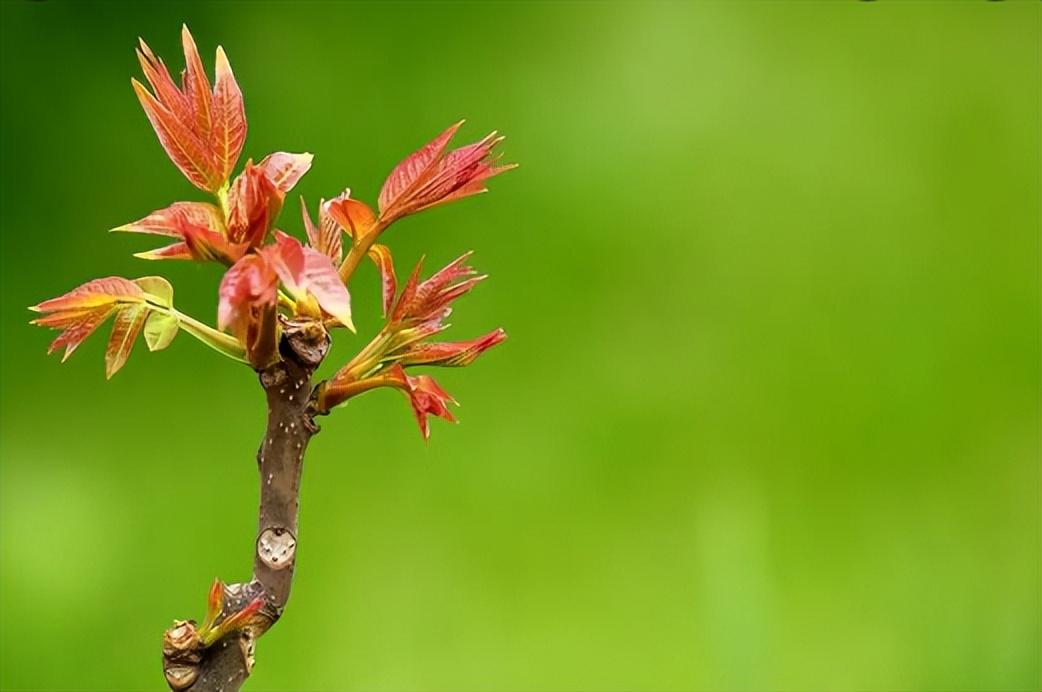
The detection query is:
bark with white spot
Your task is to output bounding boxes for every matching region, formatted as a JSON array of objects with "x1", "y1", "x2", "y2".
[{"x1": 162, "y1": 319, "x2": 329, "y2": 691}]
